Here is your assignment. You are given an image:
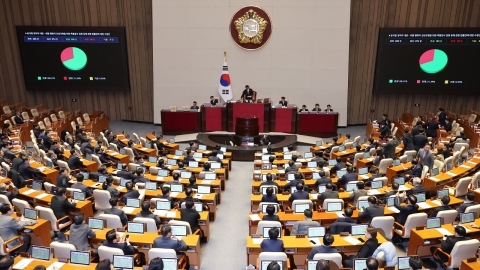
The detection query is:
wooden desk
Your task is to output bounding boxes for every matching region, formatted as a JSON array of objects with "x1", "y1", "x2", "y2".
[
  {"x1": 161, "y1": 110, "x2": 202, "y2": 136},
  {"x1": 13, "y1": 213, "x2": 52, "y2": 247},
  {"x1": 63, "y1": 151, "x2": 98, "y2": 172},
  {"x1": 270, "y1": 107, "x2": 296, "y2": 133},
  {"x1": 29, "y1": 162, "x2": 58, "y2": 185},
  {"x1": 296, "y1": 112, "x2": 338, "y2": 137},
  {"x1": 105, "y1": 150, "x2": 130, "y2": 164},
  {"x1": 424, "y1": 157, "x2": 480, "y2": 188},
  {"x1": 201, "y1": 104, "x2": 227, "y2": 132},
  {"x1": 18, "y1": 187, "x2": 94, "y2": 218},
  {"x1": 13, "y1": 257, "x2": 144, "y2": 270},
  {"x1": 461, "y1": 259, "x2": 480, "y2": 270},
  {"x1": 386, "y1": 162, "x2": 412, "y2": 185}
]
